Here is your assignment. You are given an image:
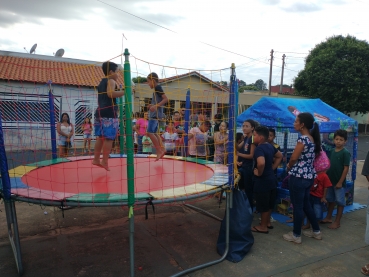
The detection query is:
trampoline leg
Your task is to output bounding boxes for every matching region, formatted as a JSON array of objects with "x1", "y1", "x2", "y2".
[
  {"x1": 170, "y1": 189, "x2": 231, "y2": 277},
  {"x1": 129, "y1": 214, "x2": 135, "y2": 277},
  {"x1": 4, "y1": 200, "x2": 24, "y2": 276}
]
